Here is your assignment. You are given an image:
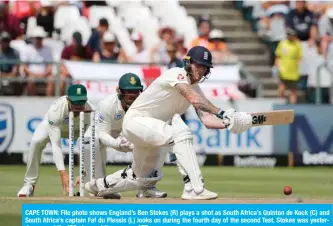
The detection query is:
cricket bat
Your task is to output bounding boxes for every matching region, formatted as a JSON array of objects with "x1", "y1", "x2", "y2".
[{"x1": 250, "y1": 110, "x2": 294, "y2": 127}]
